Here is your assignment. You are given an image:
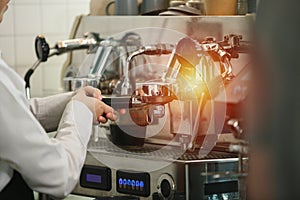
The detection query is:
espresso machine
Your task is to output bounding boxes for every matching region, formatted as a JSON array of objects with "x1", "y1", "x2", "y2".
[{"x1": 36, "y1": 15, "x2": 253, "y2": 200}]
